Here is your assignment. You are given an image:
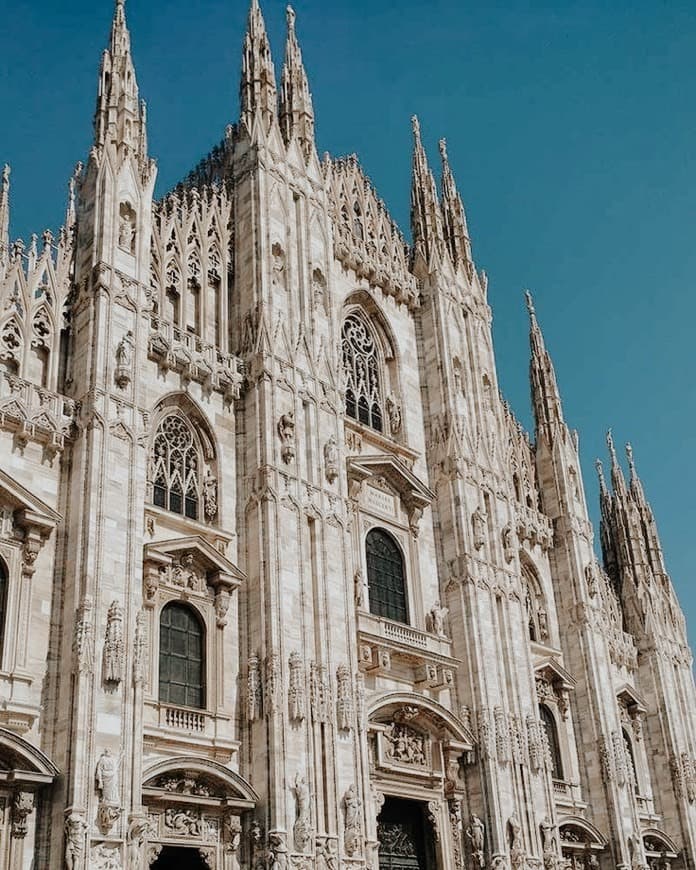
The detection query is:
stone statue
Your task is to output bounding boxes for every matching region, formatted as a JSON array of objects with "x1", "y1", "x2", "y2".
[
  {"x1": 114, "y1": 331, "x2": 134, "y2": 388},
  {"x1": 467, "y1": 814, "x2": 485, "y2": 869},
  {"x1": 118, "y1": 207, "x2": 136, "y2": 253},
  {"x1": 269, "y1": 831, "x2": 288, "y2": 870},
  {"x1": 354, "y1": 570, "x2": 365, "y2": 609},
  {"x1": 428, "y1": 600, "x2": 448, "y2": 638},
  {"x1": 203, "y1": 469, "x2": 218, "y2": 519},
  {"x1": 293, "y1": 773, "x2": 312, "y2": 852},
  {"x1": 103, "y1": 601, "x2": 125, "y2": 685},
  {"x1": 324, "y1": 435, "x2": 339, "y2": 483},
  {"x1": 472, "y1": 507, "x2": 486, "y2": 550},
  {"x1": 508, "y1": 816, "x2": 524, "y2": 870},
  {"x1": 127, "y1": 815, "x2": 152, "y2": 870},
  {"x1": 343, "y1": 784, "x2": 361, "y2": 855},
  {"x1": 386, "y1": 391, "x2": 402, "y2": 434},
  {"x1": 540, "y1": 817, "x2": 559, "y2": 870},
  {"x1": 96, "y1": 748, "x2": 120, "y2": 805},
  {"x1": 64, "y1": 812, "x2": 87, "y2": 870},
  {"x1": 278, "y1": 410, "x2": 295, "y2": 464}
]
